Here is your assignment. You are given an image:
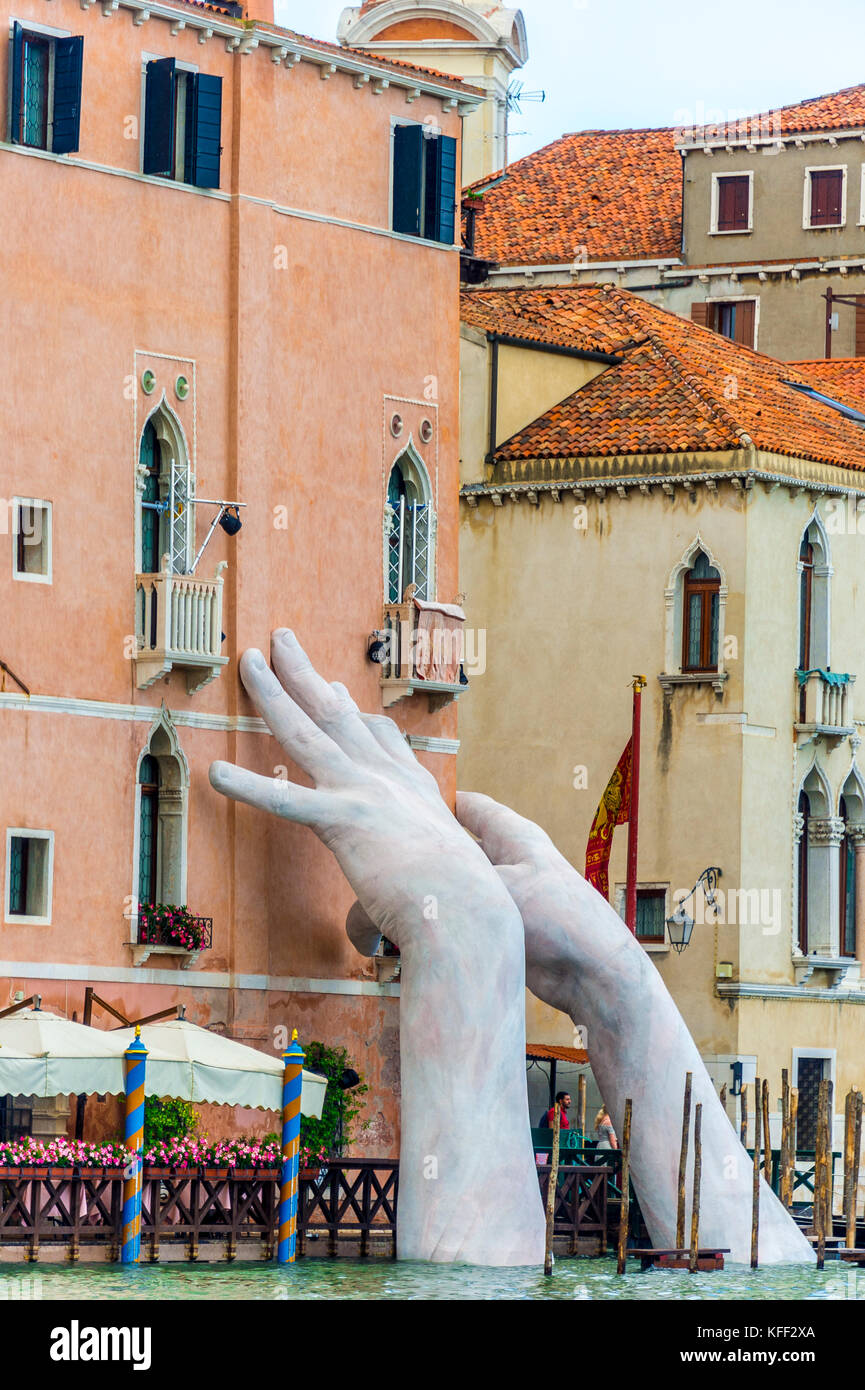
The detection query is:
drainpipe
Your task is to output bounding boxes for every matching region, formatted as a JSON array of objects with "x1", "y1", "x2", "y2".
[{"x1": 486, "y1": 335, "x2": 500, "y2": 465}]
